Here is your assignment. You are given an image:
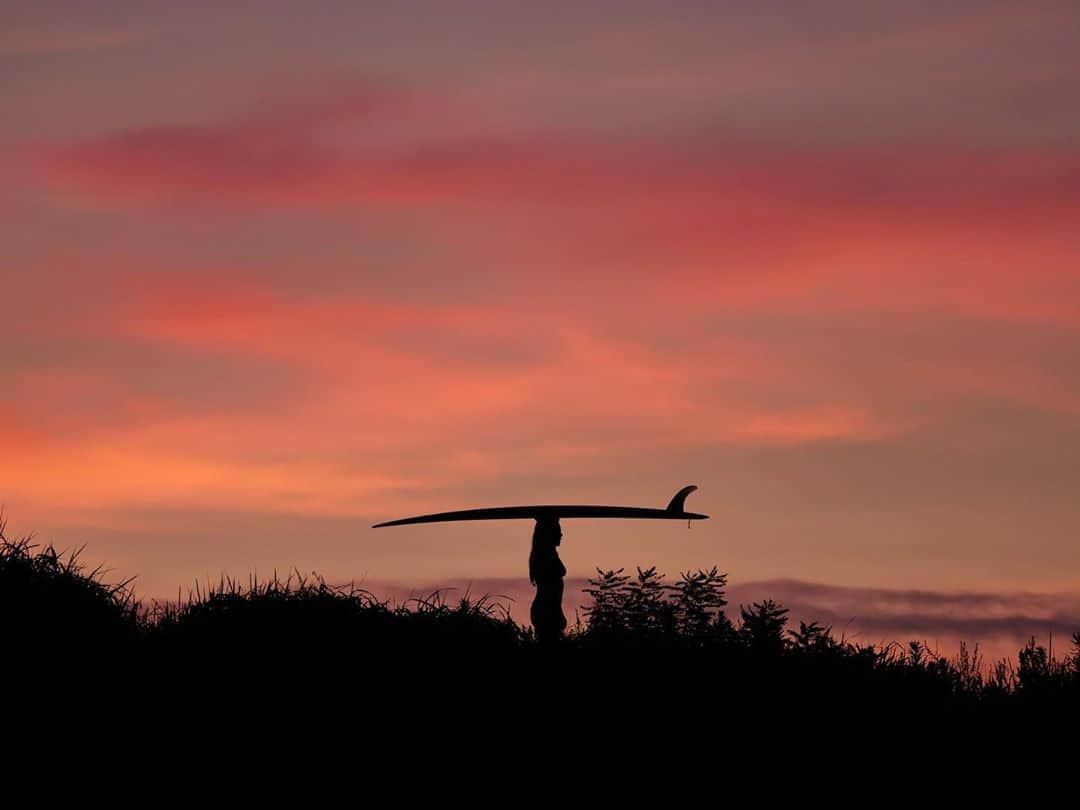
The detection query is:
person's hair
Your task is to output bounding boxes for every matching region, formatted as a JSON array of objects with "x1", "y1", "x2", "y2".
[{"x1": 529, "y1": 516, "x2": 560, "y2": 585}]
